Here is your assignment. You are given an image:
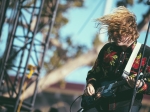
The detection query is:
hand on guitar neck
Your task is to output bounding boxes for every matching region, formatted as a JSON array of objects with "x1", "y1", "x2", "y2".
[{"x1": 126, "y1": 75, "x2": 144, "y2": 88}]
